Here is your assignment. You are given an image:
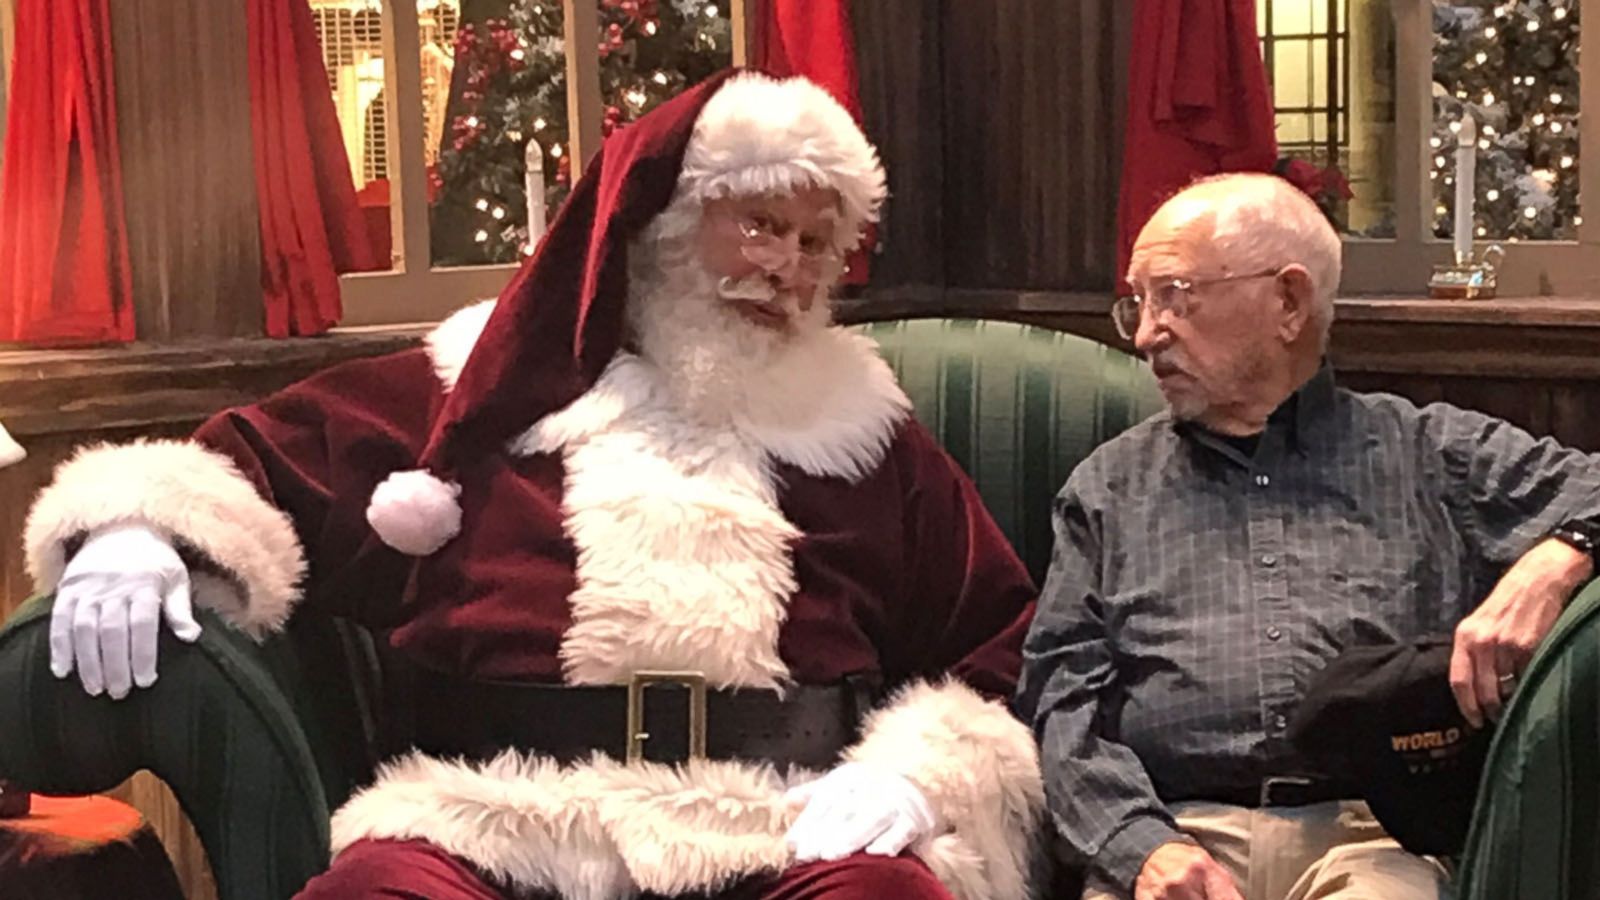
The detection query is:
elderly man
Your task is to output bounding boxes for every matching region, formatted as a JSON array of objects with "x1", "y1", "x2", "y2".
[
  {"x1": 1017, "y1": 172, "x2": 1600, "y2": 900},
  {"x1": 26, "y1": 73, "x2": 1042, "y2": 900}
]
